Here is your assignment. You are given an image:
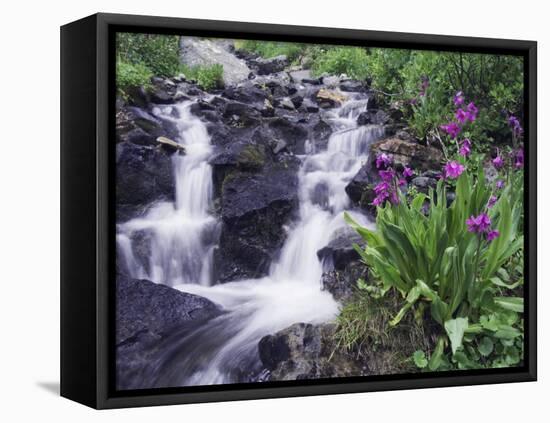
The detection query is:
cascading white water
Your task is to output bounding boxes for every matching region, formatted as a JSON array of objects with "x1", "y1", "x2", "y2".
[
  {"x1": 117, "y1": 102, "x2": 218, "y2": 286},
  {"x1": 116, "y1": 97, "x2": 384, "y2": 388}
]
